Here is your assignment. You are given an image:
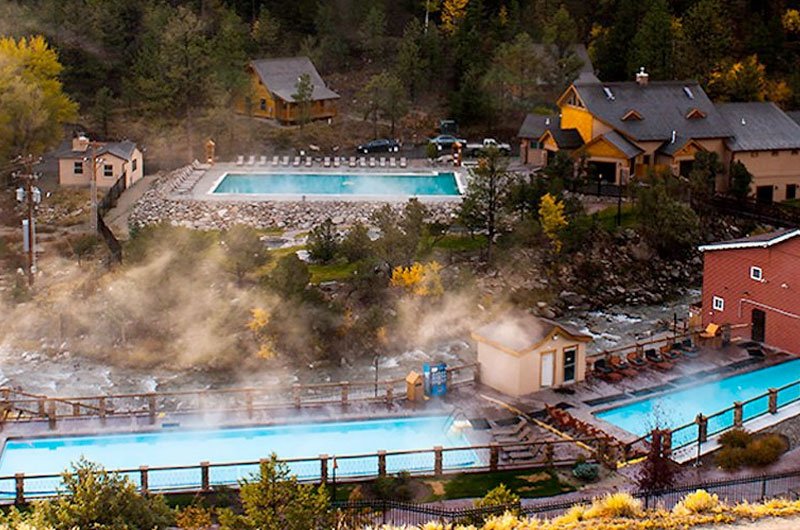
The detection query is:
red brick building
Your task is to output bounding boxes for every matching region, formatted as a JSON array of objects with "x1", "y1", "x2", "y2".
[{"x1": 699, "y1": 229, "x2": 800, "y2": 354}]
